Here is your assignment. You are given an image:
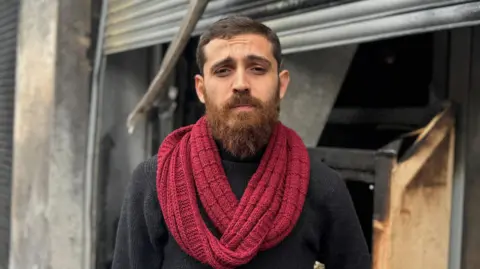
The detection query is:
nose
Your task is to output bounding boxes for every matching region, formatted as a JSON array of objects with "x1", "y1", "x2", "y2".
[{"x1": 232, "y1": 70, "x2": 249, "y2": 93}]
